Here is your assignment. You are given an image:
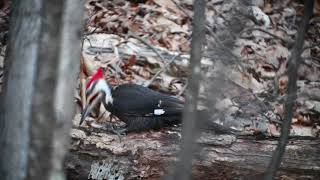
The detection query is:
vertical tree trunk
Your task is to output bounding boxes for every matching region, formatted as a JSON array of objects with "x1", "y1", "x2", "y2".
[
  {"x1": 0, "y1": 0, "x2": 84, "y2": 180},
  {"x1": 264, "y1": 0, "x2": 314, "y2": 179},
  {"x1": 51, "y1": 0, "x2": 84, "y2": 179},
  {"x1": 0, "y1": 1, "x2": 42, "y2": 179},
  {"x1": 167, "y1": 0, "x2": 206, "y2": 179}
]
